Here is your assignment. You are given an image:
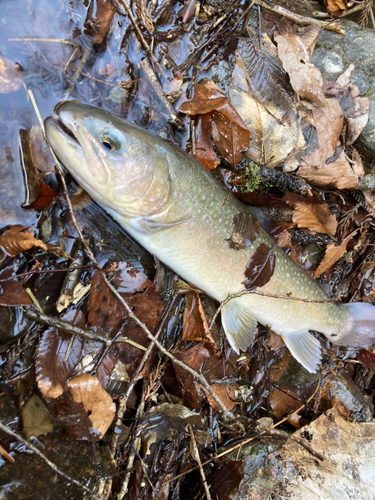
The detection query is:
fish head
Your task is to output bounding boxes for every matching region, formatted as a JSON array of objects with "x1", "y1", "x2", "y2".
[{"x1": 45, "y1": 101, "x2": 173, "y2": 219}]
